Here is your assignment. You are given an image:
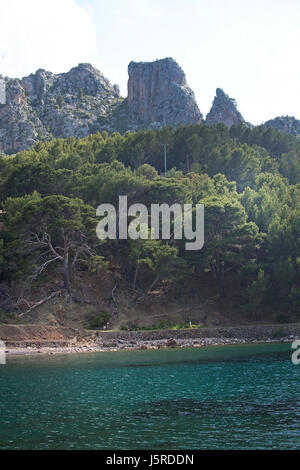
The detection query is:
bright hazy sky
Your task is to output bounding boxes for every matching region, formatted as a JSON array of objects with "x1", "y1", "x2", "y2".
[{"x1": 0, "y1": 0, "x2": 299, "y2": 124}]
